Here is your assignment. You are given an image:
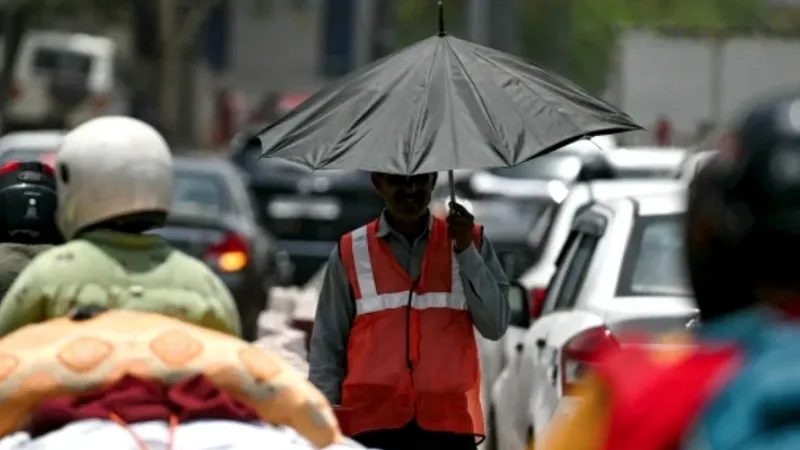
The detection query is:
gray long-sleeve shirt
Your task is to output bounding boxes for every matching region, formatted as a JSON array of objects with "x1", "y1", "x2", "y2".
[{"x1": 309, "y1": 214, "x2": 510, "y2": 404}]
